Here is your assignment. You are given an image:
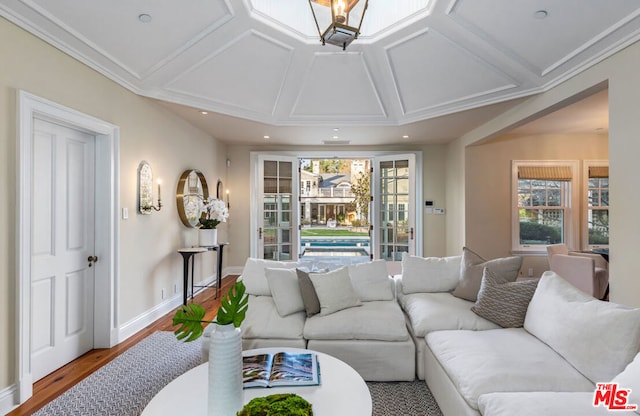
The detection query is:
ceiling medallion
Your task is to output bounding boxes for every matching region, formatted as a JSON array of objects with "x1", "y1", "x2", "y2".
[{"x1": 308, "y1": 0, "x2": 368, "y2": 50}]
